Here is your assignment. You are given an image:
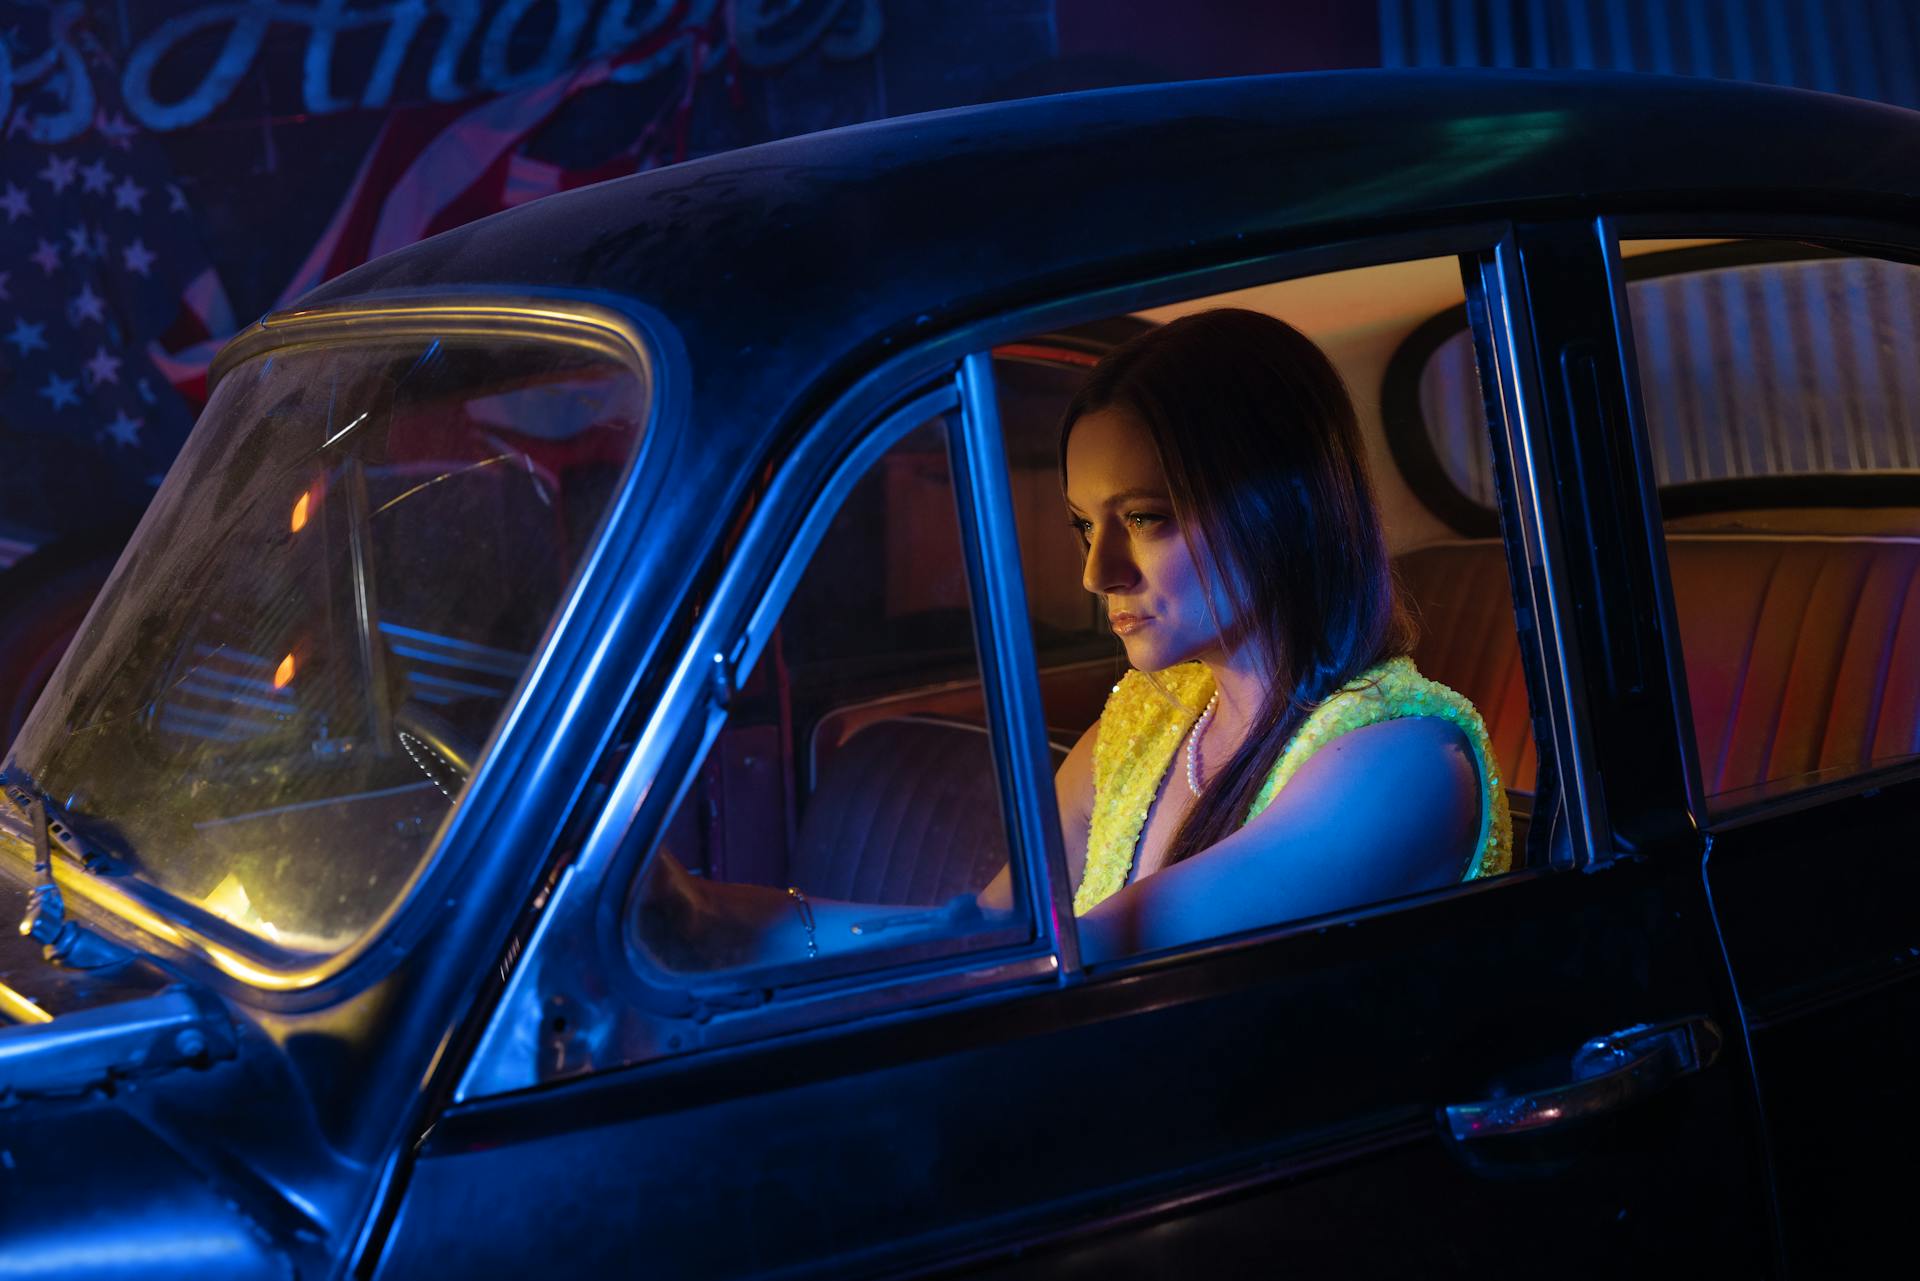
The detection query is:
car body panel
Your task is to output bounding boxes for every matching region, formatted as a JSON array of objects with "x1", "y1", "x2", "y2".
[
  {"x1": 385, "y1": 865, "x2": 1769, "y2": 1279},
  {"x1": 1702, "y1": 773, "x2": 1920, "y2": 1273}
]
